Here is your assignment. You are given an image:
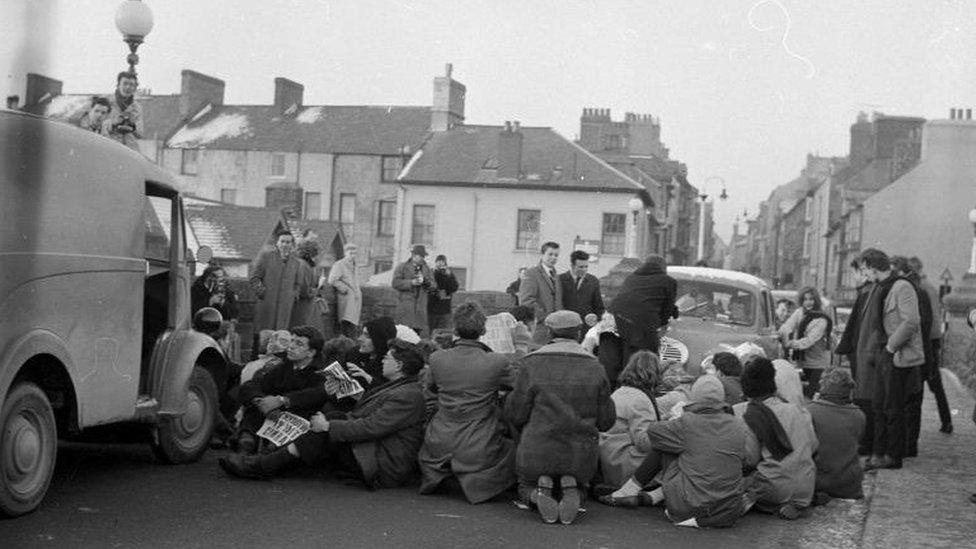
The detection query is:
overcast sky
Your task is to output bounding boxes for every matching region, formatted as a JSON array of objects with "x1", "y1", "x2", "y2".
[{"x1": 4, "y1": 0, "x2": 976, "y2": 240}]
